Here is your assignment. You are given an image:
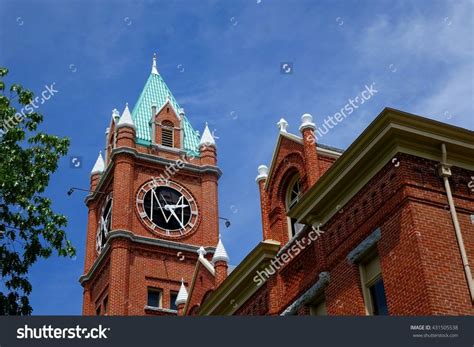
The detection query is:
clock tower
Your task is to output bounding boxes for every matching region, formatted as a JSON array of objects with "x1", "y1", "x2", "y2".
[{"x1": 79, "y1": 55, "x2": 221, "y2": 316}]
